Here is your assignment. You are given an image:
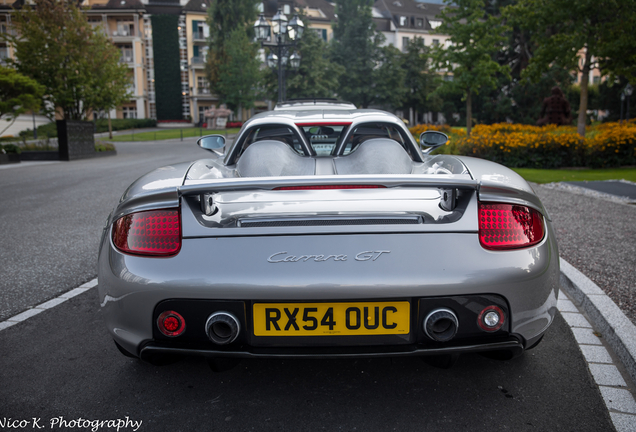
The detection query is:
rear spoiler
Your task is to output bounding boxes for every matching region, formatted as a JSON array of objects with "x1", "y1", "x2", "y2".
[{"x1": 179, "y1": 174, "x2": 479, "y2": 195}]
